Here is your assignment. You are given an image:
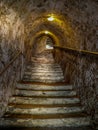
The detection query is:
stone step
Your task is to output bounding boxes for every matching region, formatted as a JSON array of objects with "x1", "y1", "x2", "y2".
[
  {"x1": 0, "y1": 117, "x2": 90, "y2": 127},
  {"x1": 9, "y1": 97, "x2": 80, "y2": 105},
  {"x1": 24, "y1": 72, "x2": 63, "y2": 76},
  {"x1": 13, "y1": 95, "x2": 78, "y2": 99},
  {"x1": 27, "y1": 68, "x2": 63, "y2": 71},
  {"x1": 16, "y1": 84, "x2": 73, "y2": 90},
  {"x1": 26, "y1": 66, "x2": 63, "y2": 72},
  {"x1": 22, "y1": 78, "x2": 65, "y2": 83},
  {"x1": 4, "y1": 112, "x2": 88, "y2": 119},
  {"x1": 26, "y1": 68, "x2": 62, "y2": 74},
  {"x1": 23, "y1": 73, "x2": 64, "y2": 77},
  {"x1": 23, "y1": 76, "x2": 64, "y2": 80},
  {"x1": 28, "y1": 62, "x2": 61, "y2": 67},
  {"x1": 8, "y1": 103, "x2": 82, "y2": 108},
  {"x1": 26, "y1": 64, "x2": 62, "y2": 67},
  {"x1": 18, "y1": 81, "x2": 67, "y2": 85},
  {"x1": 15, "y1": 90, "x2": 76, "y2": 97},
  {"x1": 0, "y1": 61, "x2": 91, "y2": 129},
  {"x1": 27, "y1": 61, "x2": 61, "y2": 67},
  {"x1": 6, "y1": 106, "x2": 83, "y2": 115},
  {"x1": 23, "y1": 76, "x2": 64, "y2": 79},
  {"x1": 26, "y1": 64, "x2": 62, "y2": 69},
  {"x1": 23, "y1": 75, "x2": 64, "y2": 80}
]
